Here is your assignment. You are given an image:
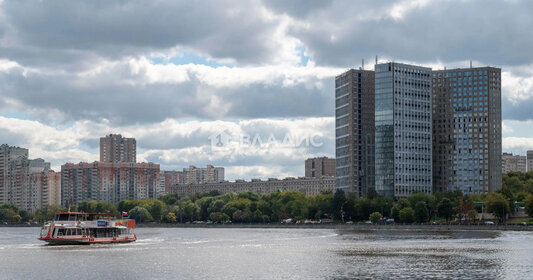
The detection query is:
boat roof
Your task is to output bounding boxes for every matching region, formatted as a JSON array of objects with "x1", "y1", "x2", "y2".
[{"x1": 55, "y1": 212, "x2": 115, "y2": 216}]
